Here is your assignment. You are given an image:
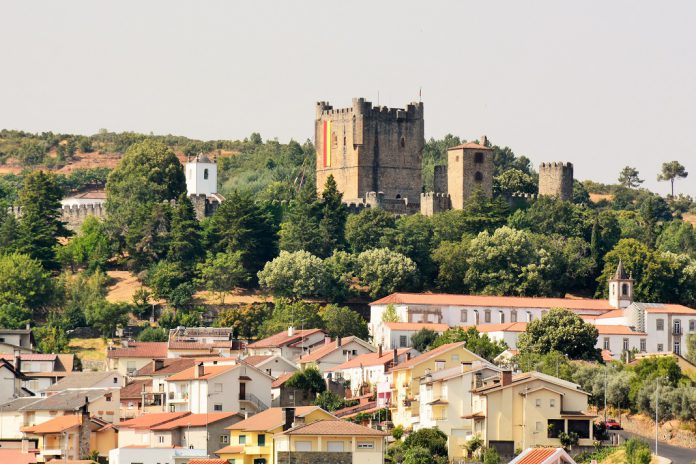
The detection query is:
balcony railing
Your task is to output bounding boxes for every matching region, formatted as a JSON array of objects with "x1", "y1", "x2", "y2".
[
  {"x1": 673, "y1": 327, "x2": 682, "y2": 335},
  {"x1": 239, "y1": 393, "x2": 268, "y2": 411}
]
